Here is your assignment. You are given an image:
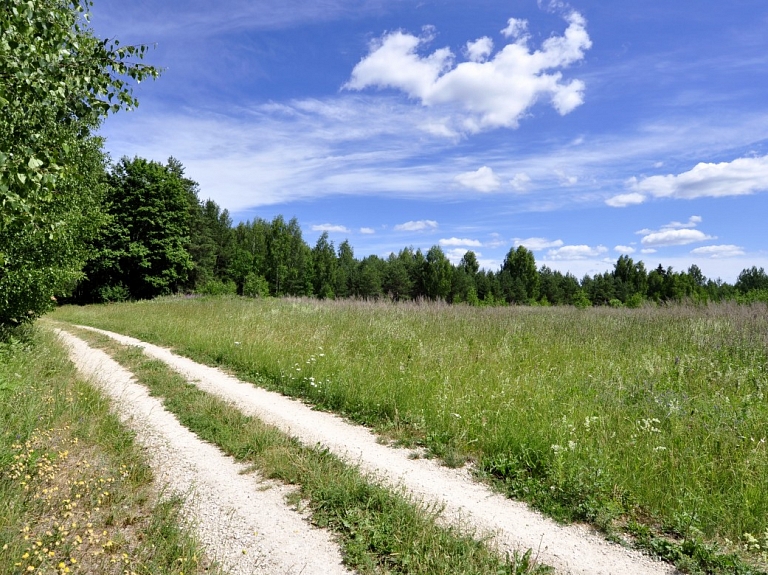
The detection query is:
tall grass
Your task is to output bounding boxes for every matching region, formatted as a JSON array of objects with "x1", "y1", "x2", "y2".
[{"x1": 53, "y1": 297, "x2": 768, "y2": 558}]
